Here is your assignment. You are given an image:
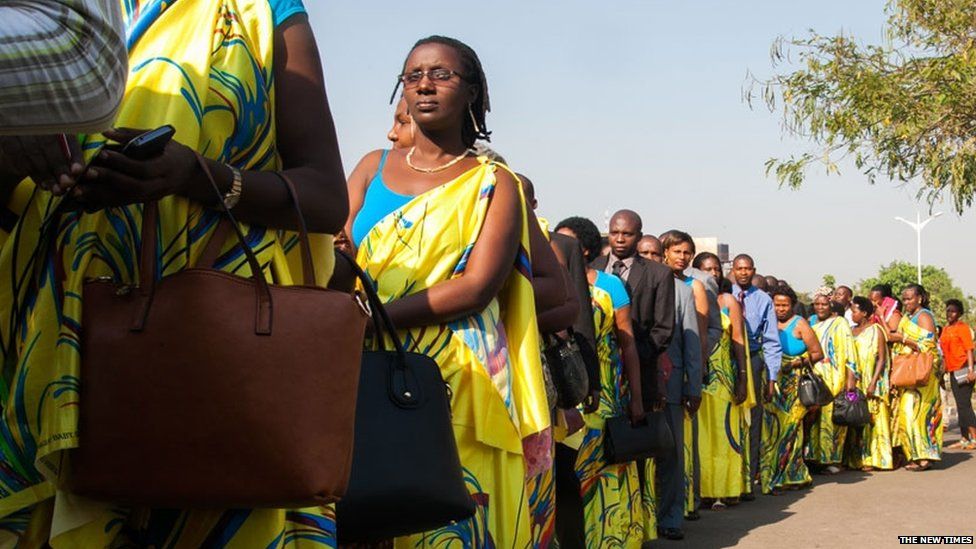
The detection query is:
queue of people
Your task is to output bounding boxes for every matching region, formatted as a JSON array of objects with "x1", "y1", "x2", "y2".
[{"x1": 0, "y1": 2, "x2": 971, "y2": 547}]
